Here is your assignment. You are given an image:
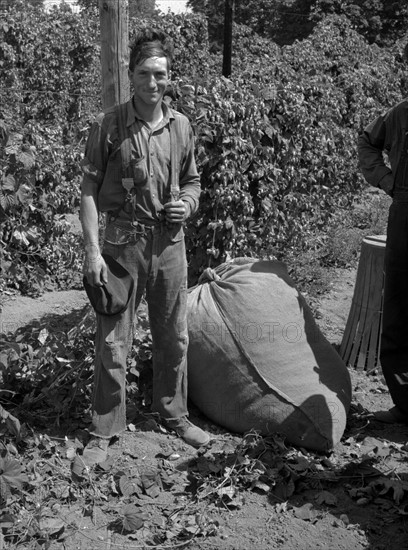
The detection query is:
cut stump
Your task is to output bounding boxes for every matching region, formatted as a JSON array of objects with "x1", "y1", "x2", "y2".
[{"x1": 340, "y1": 235, "x2": 386, "y2": 372}]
